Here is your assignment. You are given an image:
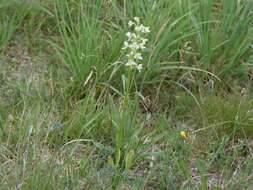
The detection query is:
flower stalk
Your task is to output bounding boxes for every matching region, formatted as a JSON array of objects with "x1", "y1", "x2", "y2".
[{"x1": 122, "y1": 17, "x2": 150, "y2": 106}]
